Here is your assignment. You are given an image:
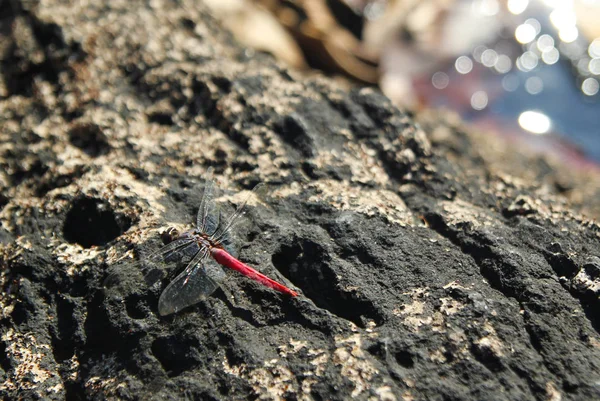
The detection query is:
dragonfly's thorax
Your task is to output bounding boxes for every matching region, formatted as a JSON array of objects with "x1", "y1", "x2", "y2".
[
  {"x1": 162, "y1": 227, "x2": 222, "y2": 249},
  {"x1": 178, "y1": 229, "x2": 222, "y2": 250}
]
